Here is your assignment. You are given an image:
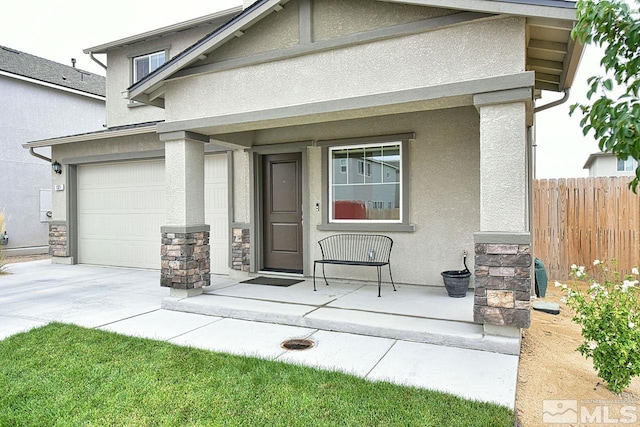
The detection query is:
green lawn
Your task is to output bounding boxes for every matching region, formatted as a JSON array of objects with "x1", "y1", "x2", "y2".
[{"x1": 0, "y1": 323, "x2": 513, "y2": 426}]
